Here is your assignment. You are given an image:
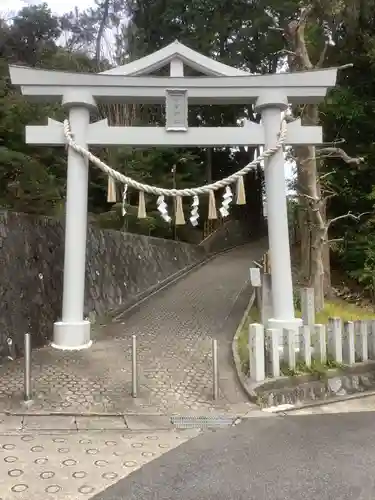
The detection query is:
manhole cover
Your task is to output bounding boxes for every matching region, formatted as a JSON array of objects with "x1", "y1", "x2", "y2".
[{"x1": 170, "y1": 415, "x2": 238, "y2": 429}]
